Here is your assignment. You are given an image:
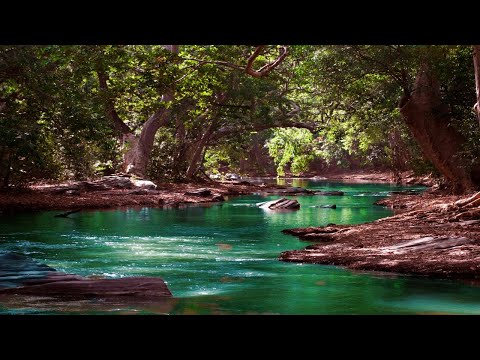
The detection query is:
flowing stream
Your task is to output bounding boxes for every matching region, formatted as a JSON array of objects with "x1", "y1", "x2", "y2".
[{"x1": 1, "y1": 179, "x2": 480, "y2": 314}]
